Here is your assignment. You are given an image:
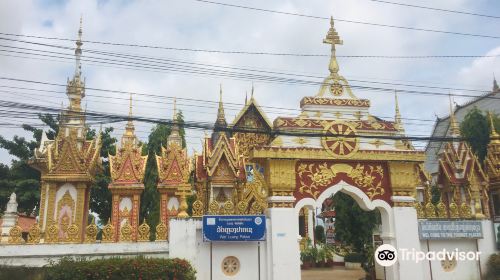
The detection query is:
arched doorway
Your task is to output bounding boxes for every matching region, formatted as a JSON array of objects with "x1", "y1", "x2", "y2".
[{"x1": 296, "y1": 180, "x2": 396, "y2": 280}]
